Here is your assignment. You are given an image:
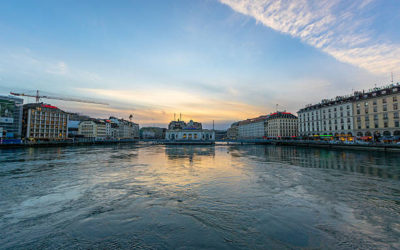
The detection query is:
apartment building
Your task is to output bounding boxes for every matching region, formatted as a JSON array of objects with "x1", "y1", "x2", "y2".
[
  {"x1": 109, "y1": 117, "x2": 139, "y2": 139},
  {"x1": 237, "y1": 116, "x2": 268, "y2": 139},
  {"x1": 265, "y1": 112, "x2": 298, "y2": 138},
  {"x1": 298, "y1": 96, "x2": 354, "y2": 137},
  {"x1": 22, "y1": 103, "x2": 69, "y2": 140},
  {"x1": 353, "y1": 84, "x2": 400, "y2": 137},
  {"x1": 78, "y1": 120, "x2": 107, "y2": 139},
  {"x1": 298, "y1": 83, "x2": 400, "y2": 139}
]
